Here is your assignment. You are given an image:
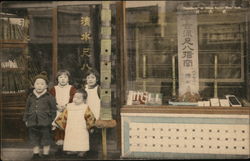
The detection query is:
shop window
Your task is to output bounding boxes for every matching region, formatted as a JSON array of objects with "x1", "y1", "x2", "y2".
[
  {"x1": 57, "y1": 5, "x2": 101, "y2": 88},
  {"x1": 28, "y1": 8, "x2": 53, "y2": 84},
  {"x1": 125, "y1": 0, "x2": 250, "y2": 106},
  {"x1": 28, "y1": 44, "x2": 52, "y2": 84}
]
